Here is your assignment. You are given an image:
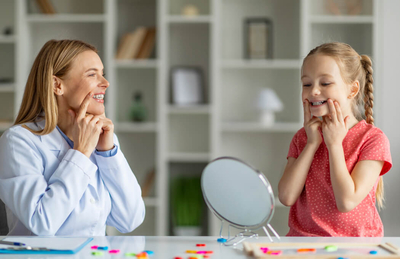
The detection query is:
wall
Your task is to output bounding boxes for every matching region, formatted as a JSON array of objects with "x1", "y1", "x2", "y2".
[{"x1": 378, "y1": 0, "x2": 400, "y2": 236}]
